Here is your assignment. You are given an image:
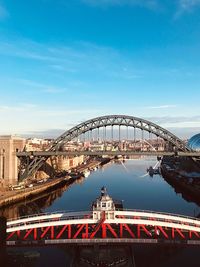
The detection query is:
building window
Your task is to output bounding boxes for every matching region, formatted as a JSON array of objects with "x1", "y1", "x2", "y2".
[{"x1": 101, "y1": 202, "x2": 106, "y2": 208}]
